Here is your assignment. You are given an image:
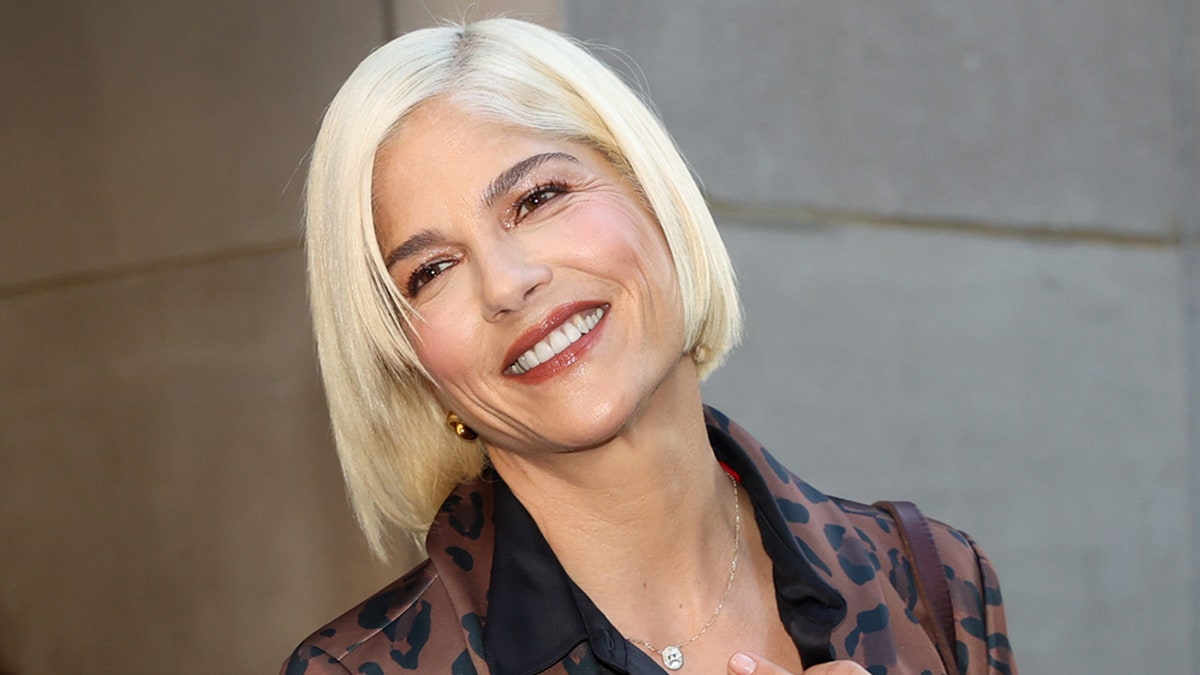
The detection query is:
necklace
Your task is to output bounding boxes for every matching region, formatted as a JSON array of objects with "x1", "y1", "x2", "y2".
[{"x1": 628, "y1": 472, "x2": 741, "y2": 671}]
